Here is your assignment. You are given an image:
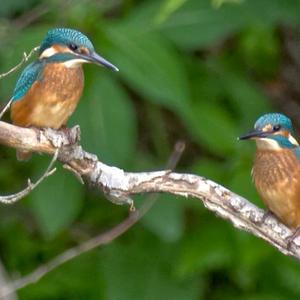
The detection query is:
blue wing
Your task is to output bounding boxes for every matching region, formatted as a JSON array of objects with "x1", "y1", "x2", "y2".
[
  {"x1": 294, "y1": 147, "x2": 300, "y2": 160},
  {"x1": 12, "y1": 60, "x2": 45, "y2": 101}
]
